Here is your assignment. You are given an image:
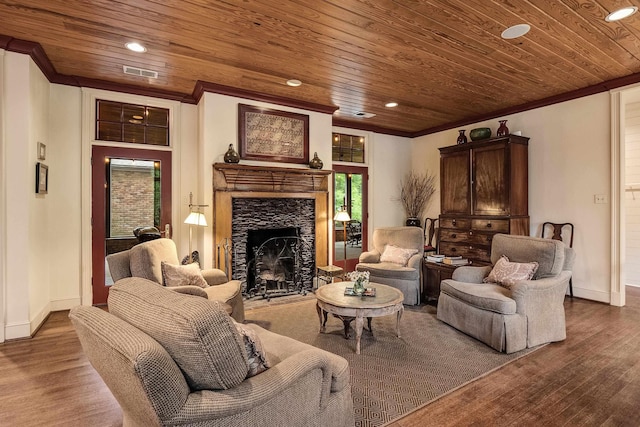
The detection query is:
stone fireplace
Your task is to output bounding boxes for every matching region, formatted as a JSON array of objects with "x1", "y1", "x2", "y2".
[{"x1": 212, "y1": 163, "x2": 331, "y2": 295}]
